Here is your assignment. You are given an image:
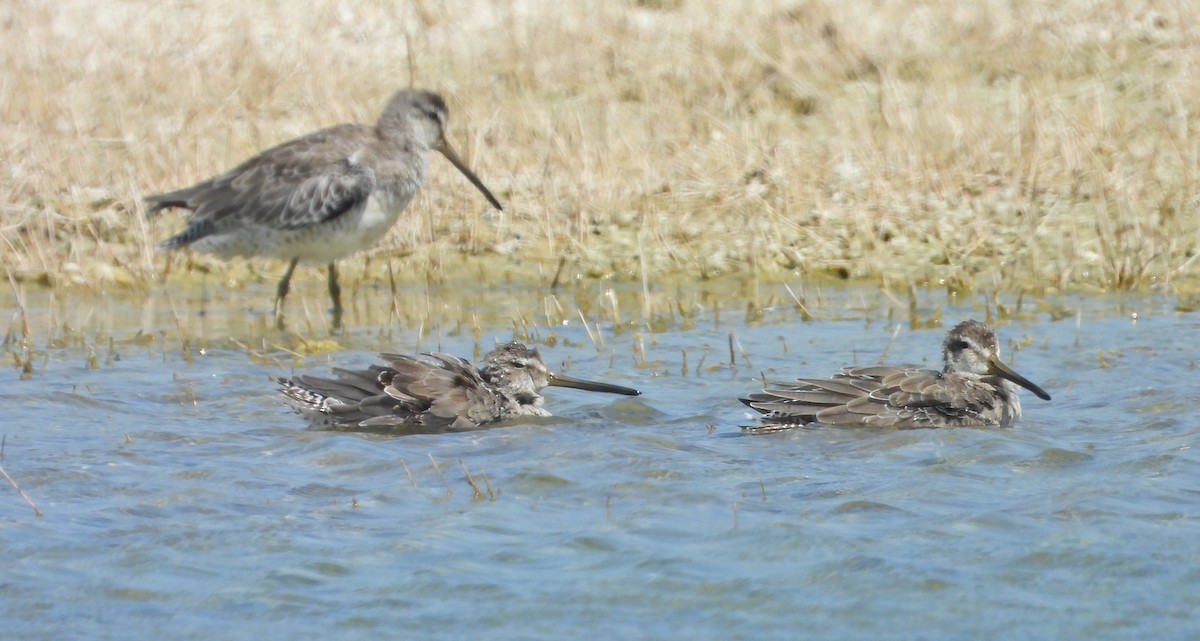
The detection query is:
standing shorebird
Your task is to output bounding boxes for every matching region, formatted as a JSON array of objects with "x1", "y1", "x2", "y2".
[
  {"x1": 741, "y1": 320, "x2": 1051, "y2": 430},
  {"x1": 278, "y1": 342, "x2": 641, "y2": 433},
  {"x1": 145, "y1": 88, "x2": 502, "y2": 326}
]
